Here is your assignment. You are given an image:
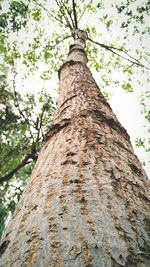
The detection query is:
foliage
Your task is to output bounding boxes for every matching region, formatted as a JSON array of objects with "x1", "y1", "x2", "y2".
[
  {"x1": 0, "y1": 64, "x2": 55, "y2": 237},
  {"x1": 136, "y1": 91, "x2": 150, "y2": 154},
  {"x1": 116, "y1": 0, "x2": 150, "y2": 35}
]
